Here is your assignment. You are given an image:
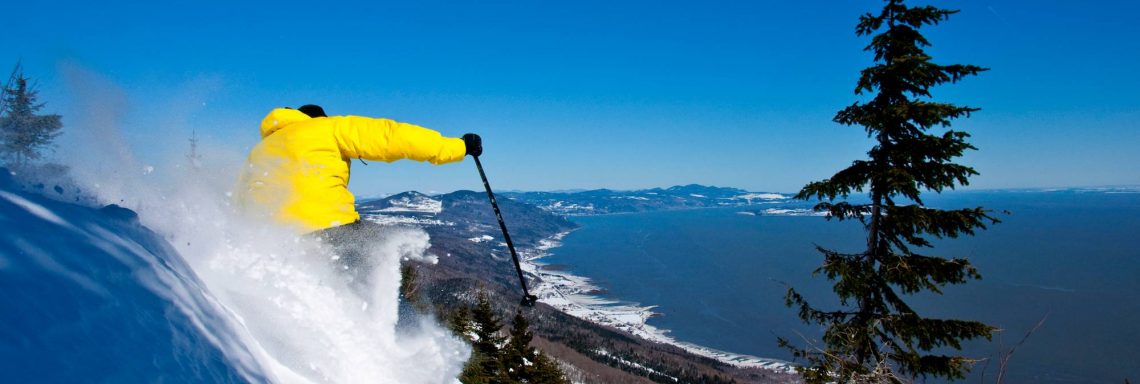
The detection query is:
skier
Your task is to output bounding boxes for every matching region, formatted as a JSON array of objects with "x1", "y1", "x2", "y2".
[{"x1": 236, "y1": 104, "x2": 481, "y2": 280}]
